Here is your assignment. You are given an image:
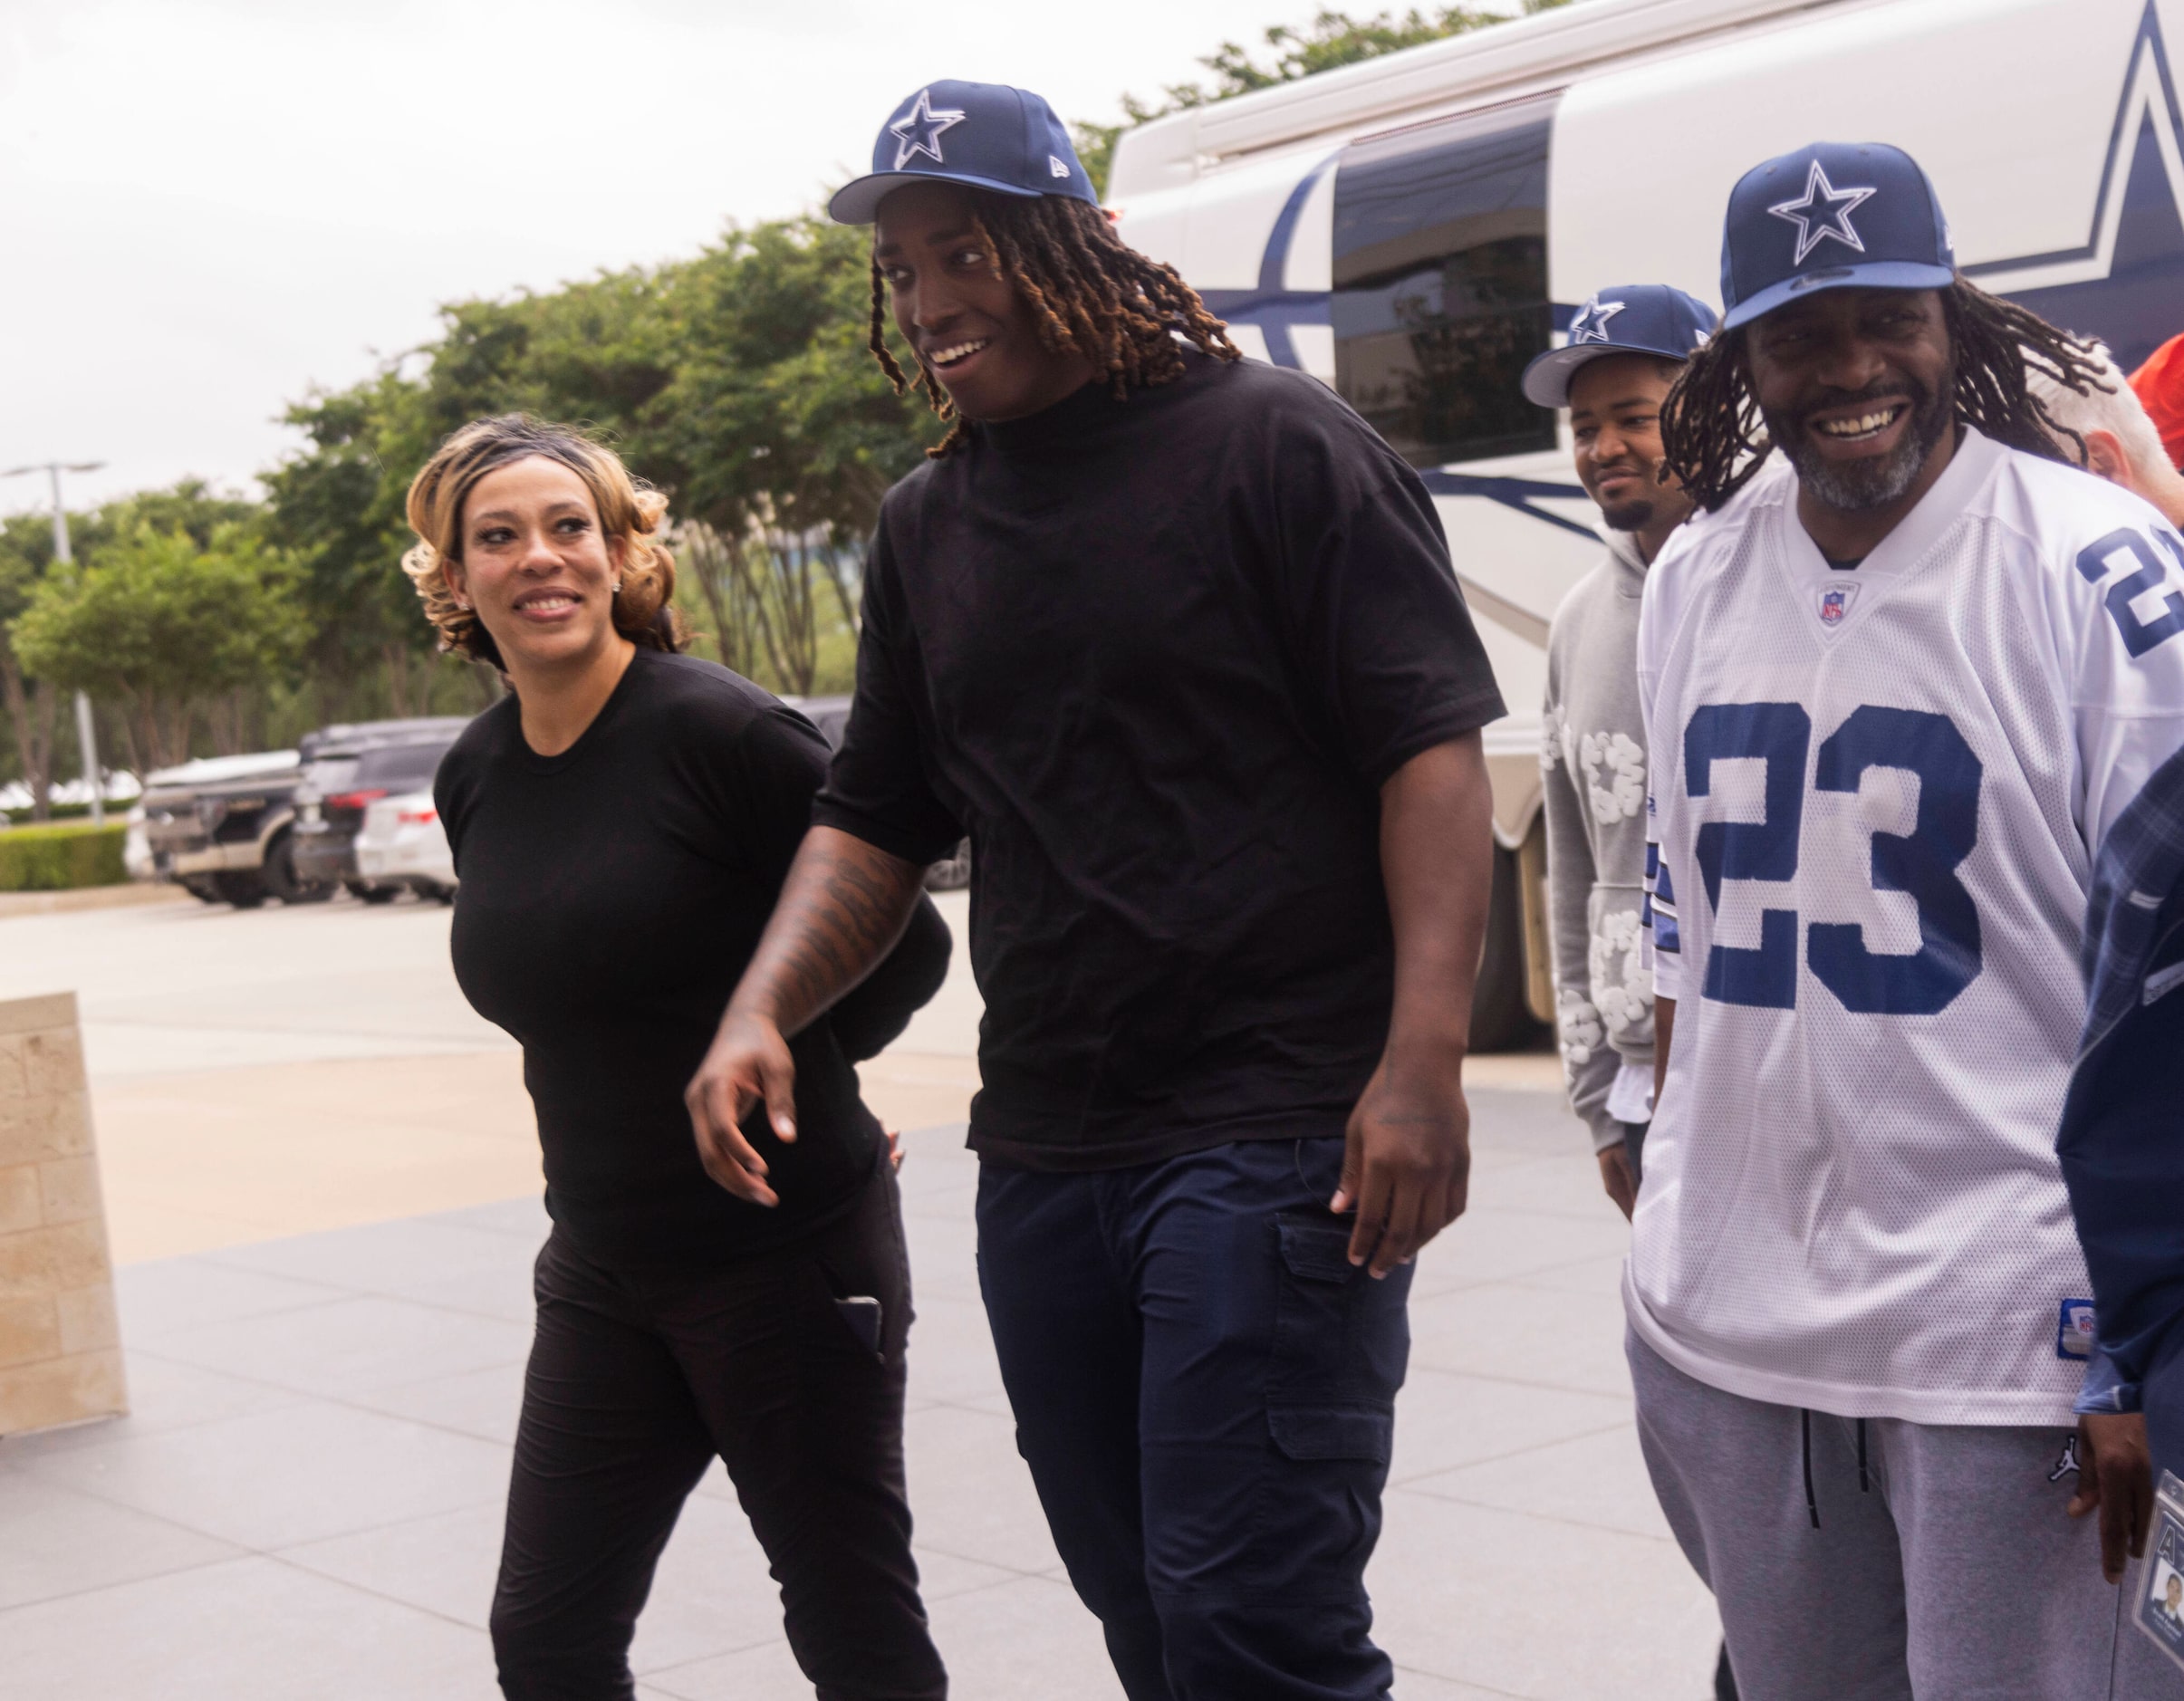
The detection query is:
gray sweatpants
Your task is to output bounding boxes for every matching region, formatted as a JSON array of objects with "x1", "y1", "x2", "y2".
[{"x1": 1629, "y1": 1328, "x2": 2181, "y2": 1700}]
